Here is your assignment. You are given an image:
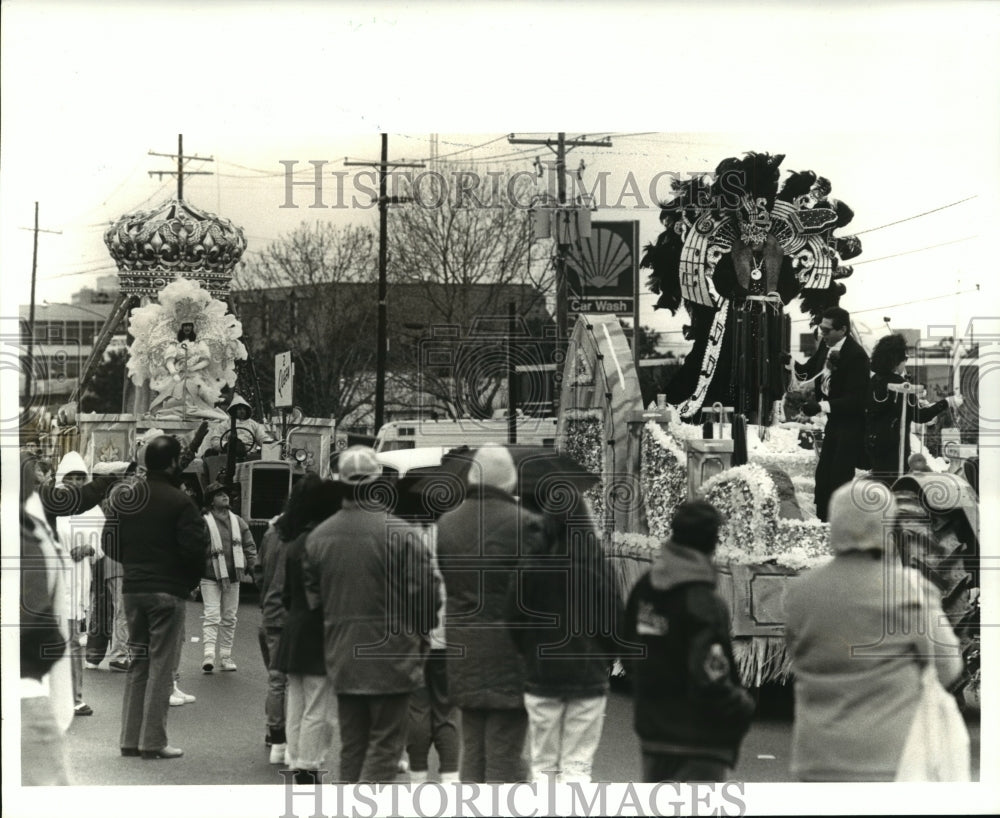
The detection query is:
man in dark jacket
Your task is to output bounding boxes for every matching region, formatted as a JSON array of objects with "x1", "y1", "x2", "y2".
[
  {"x1": 795, "y1": 306, "x2": 870, "y2": 521},
  {"x1": 436, "y1": 446, "x2": 546, "y2": 783},
  {"x1": 303, "y1": 446, "x2": 438, "y2": 783},
  {"x1": 105, "y1": 435, "x2": 207, "y2": 760},
  {"x1": 508, "y1": 493, "x2": 624, "y2": 783},
  {"x1": 624, "y1": 500, "x2": 755, "y2": 782}
]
